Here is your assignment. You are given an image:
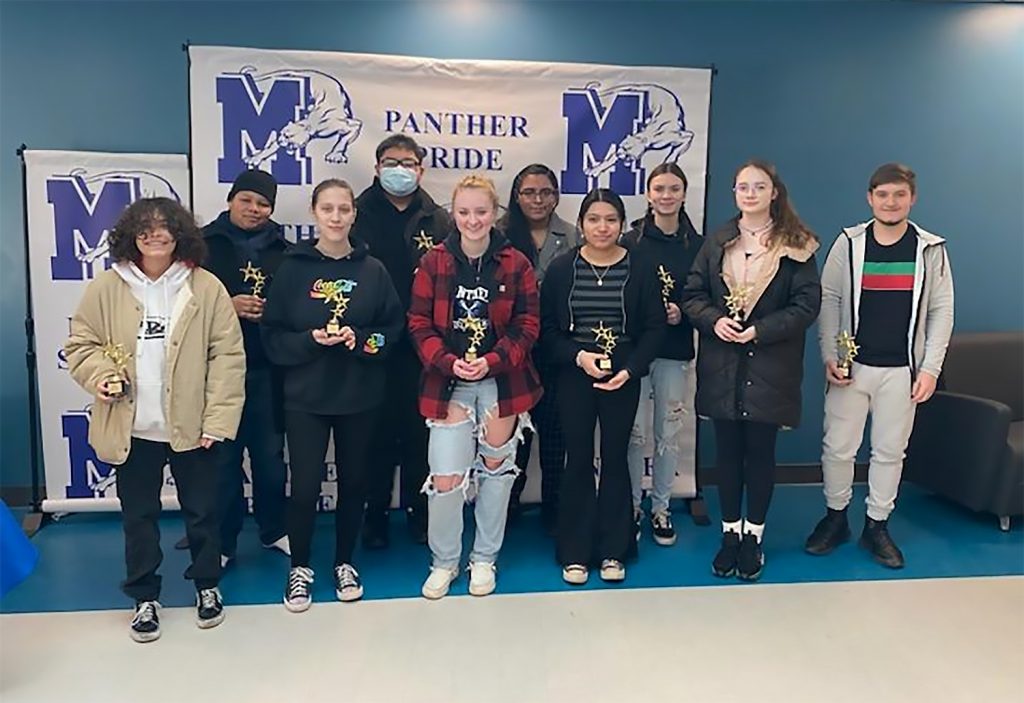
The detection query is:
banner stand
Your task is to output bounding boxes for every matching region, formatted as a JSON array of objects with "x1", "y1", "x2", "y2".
[{"x1": 17, "y1": 144, "x2": 48, "y2": 537}]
